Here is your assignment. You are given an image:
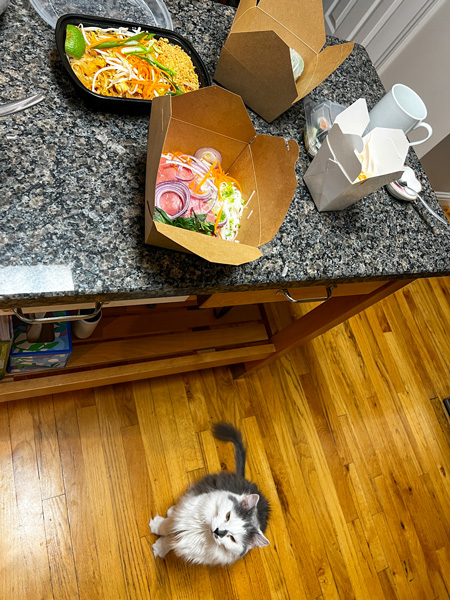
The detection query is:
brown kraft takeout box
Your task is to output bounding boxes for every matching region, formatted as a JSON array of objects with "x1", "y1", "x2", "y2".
[
  {"x1": 144, "y1": 86, "x2": 299, "y2": 265},
  {"x1": 214, "y1": 0, "x2": 354, "y2": 123}
]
